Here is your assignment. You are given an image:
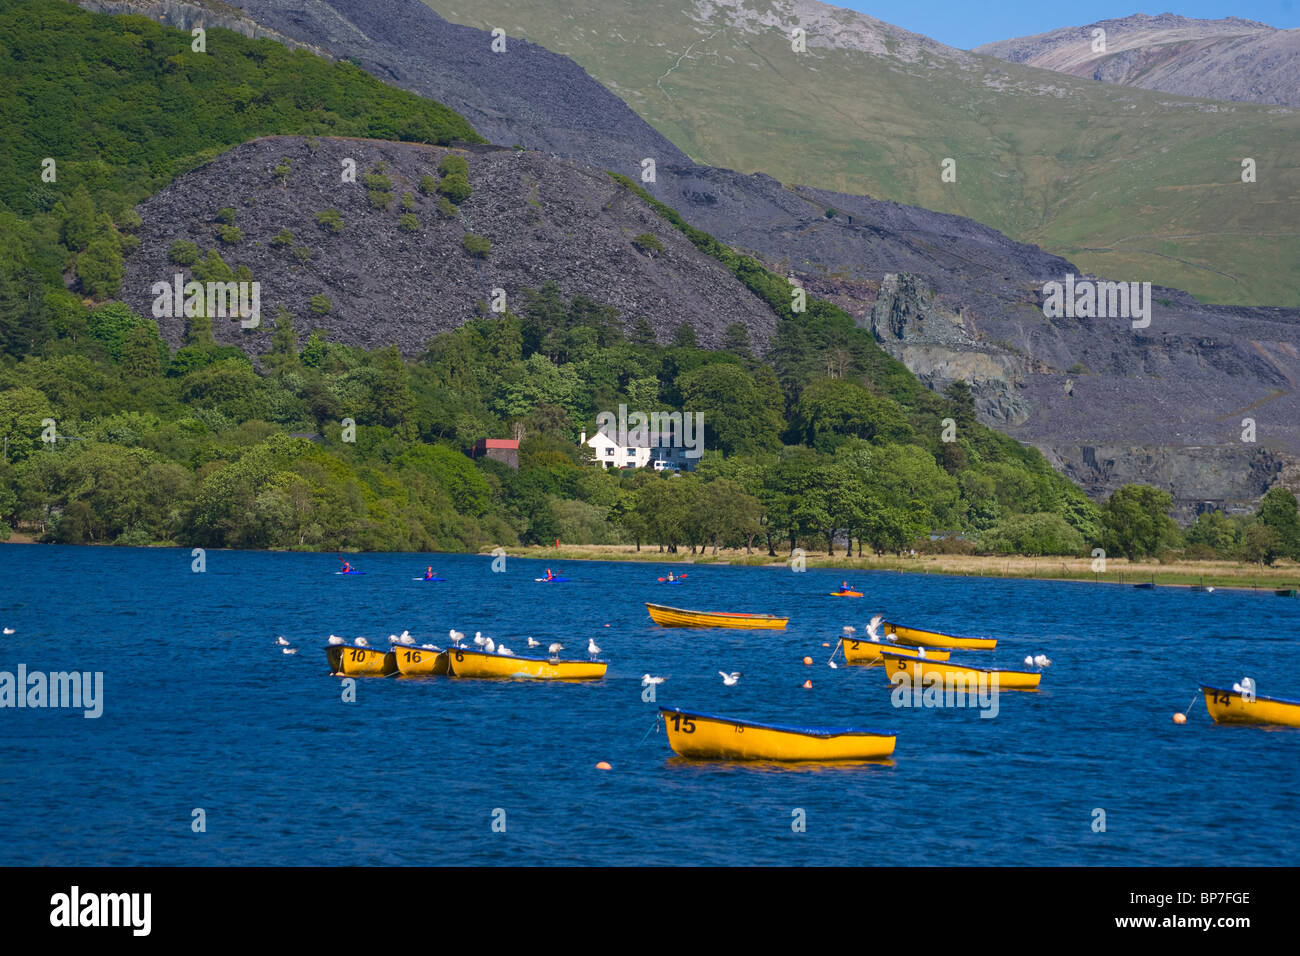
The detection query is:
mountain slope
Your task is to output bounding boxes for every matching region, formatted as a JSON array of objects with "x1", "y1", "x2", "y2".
[
  {"x1": 975, "y1": 13, "x2": 1300, "y2": 108},
  {"x1": 427, "y1": 0, "x2": 1300, "y2": 310}
]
